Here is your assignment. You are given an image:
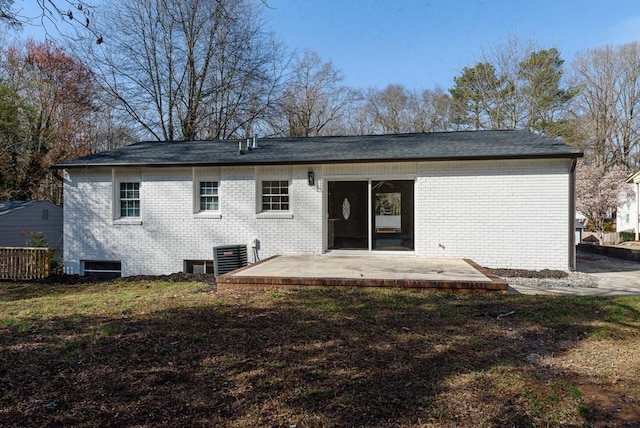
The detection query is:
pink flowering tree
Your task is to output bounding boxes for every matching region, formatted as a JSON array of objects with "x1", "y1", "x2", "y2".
[{"x1": 576, "y1": 160, "x2": 634, "y2": 242}]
